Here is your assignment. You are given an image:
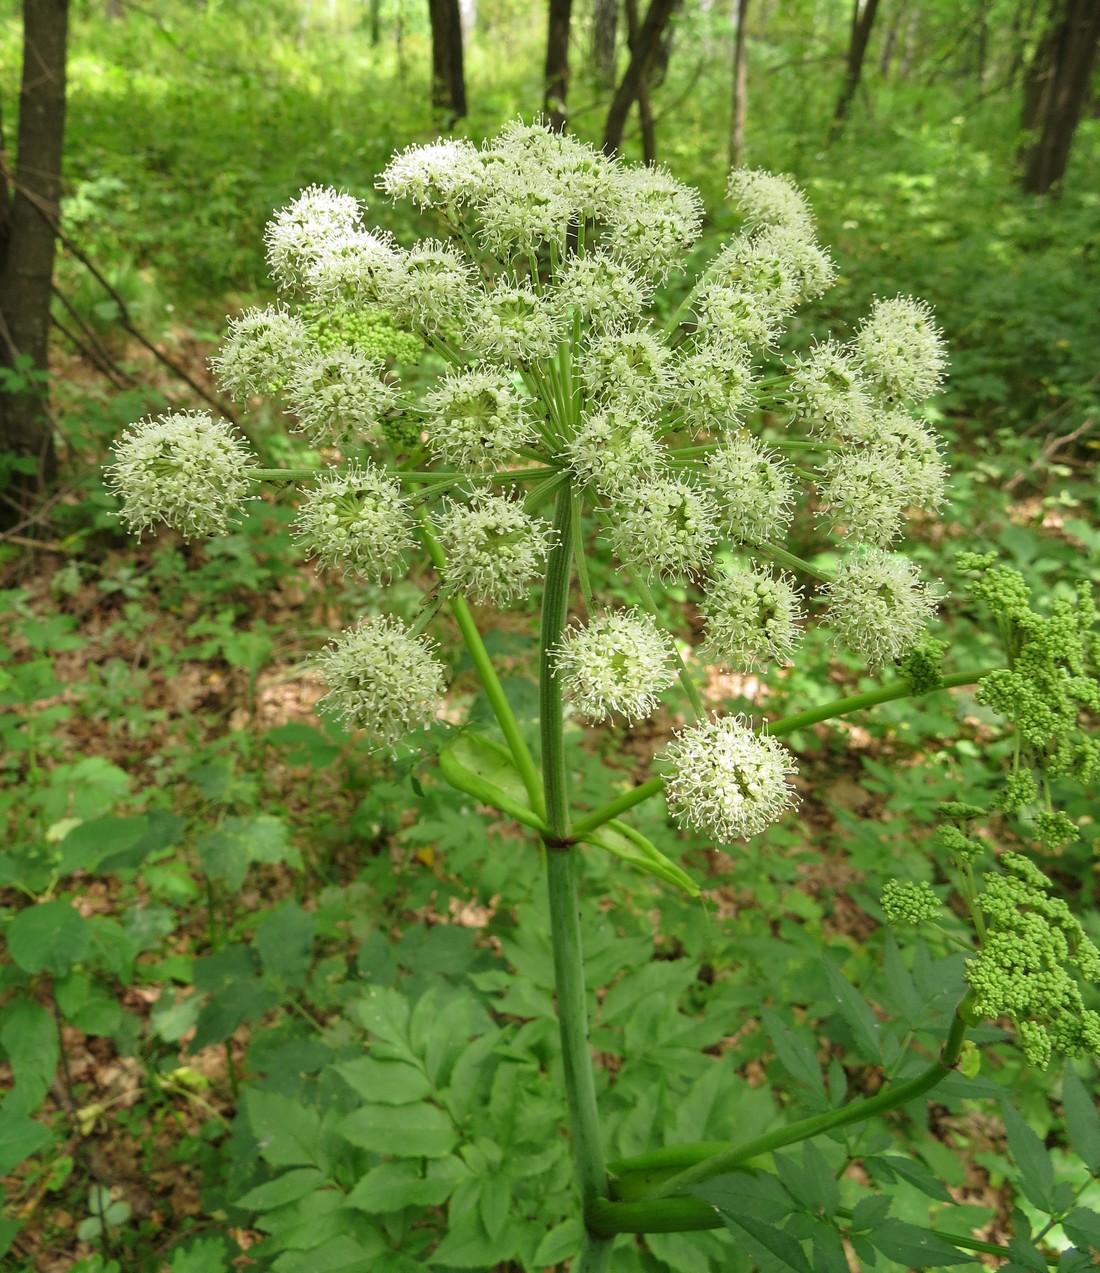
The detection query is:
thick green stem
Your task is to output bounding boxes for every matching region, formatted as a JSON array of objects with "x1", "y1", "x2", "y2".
[
  {"x1": 541, "y1": 483, "x2": 614, "y2": 1268},
  {"x1": 767, "y1": 668, "x2": 1000, "y2": 739}
]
